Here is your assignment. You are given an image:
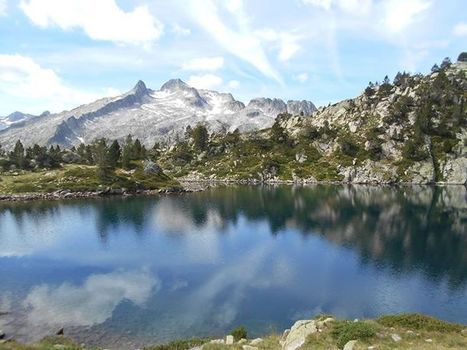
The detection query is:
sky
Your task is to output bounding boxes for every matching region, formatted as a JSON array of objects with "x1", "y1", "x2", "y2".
[{"x1": 0, "y1": 0, "x2": 465, "y2": 115}]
